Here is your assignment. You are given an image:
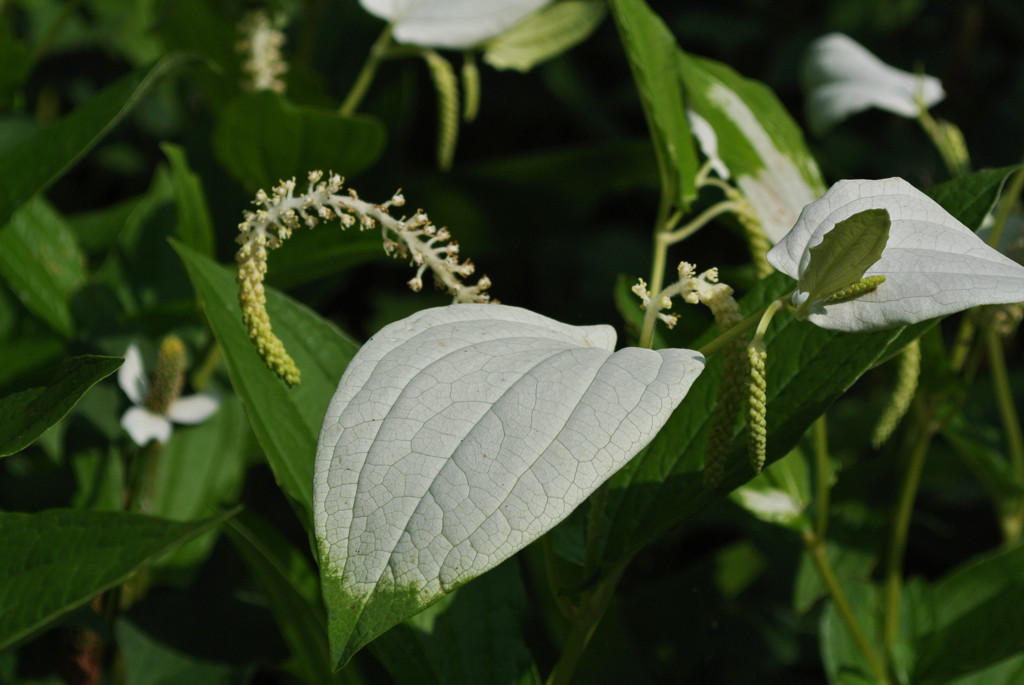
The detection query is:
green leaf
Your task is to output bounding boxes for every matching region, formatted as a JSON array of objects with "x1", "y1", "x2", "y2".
[
  {"x1": 264, "y1": 227, "x2": 386, "y2": 290},
  {"x1": 913, "y1": 544, "x2": 1024, "y2": 684},
  {"x1": 677, "y1": 51, "x2": 826, "y2": 243},
  {"x1": 161, "y1": 142, "x2": 216, "y2": 258},
  {"x1": 800, "y1": 208, "x2": 890, "y2": 305},
  {"x1": 0, "y1": 355, "x2": 122, "y2": 458},
  {"x1": 370, "y1": 561, "x2": 541, "y2": 685},
  {"x1": 729, "y1": 446, "x2": 812, "y2": 532},
  {"x1": 820, "y1": 580, "x2": 885, "y2": 684},
  {"x1": 224, "y1": 512, "x2": 340, "y2": 684},
  {"x1": 173, "y1": 241, "x2": 360, "y2": 528},
  {"x1": 607, "y1": 0, "x2": 698, "y2": 210},
  {"x1": 483, "y1": 0, "x2": 607, "y2": 72},
  {"x1": 0, "y1": 54, "x2": 192, "y2": 228},
  {"x1": 212, "y1": 92, "x2": 387, "y2": 192},
  {"x1": 0, "y1": 507, "x2": 237, "y2": 651},
  {"x1": 928, "y1": 164, "x2": 1022, "y2": 232},
  {"x1": 0, "y1": 196, "x2": 87, "y2": 337}
]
